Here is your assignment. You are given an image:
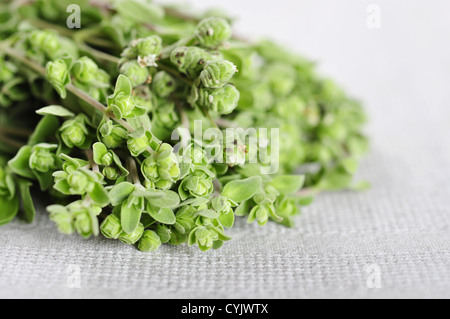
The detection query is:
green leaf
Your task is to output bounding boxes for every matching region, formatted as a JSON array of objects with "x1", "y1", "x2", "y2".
[
  {"x1": 36, "y1": 105, "x2": 75, "y2": 117},
  {"x1": 93, "y1": 142, "x2": 108, "y2": 165},
  {"x1": 216, "y1": 229, "x2": 232, "y2": 241},
  {"x1": 0, "y1": 194, "x2": 20, "y2": 226},
  {"x1": 298, "y1": 196, "x2": 315, "y2": 206},
  {"x1": 269, "y1": 175, "x2": 305, "y2": 195},
  {"x1": 8, "y1": 146, "x2": 34, "y2": 179},
  {"x1": 33, "y1": 170, "x2": 54, "y2": 191},
  {"x1": 109, "y1": 182, "x2": 135, "y2": 206},
  {"x1": 141, "y1": 214, "x2": 157, "y2": 228},
  {"x1": 148, "y1": 190, "x2": 180, "y2": 208},
  {"x1": 196, "y1": 209, "x2": 220, "y2": 219},
  {"x1": 179, "y1": 197, "x2": 210, "y2": 208},
  {"x1": 342, "y1": 158, "x2": 359, "y2": 174},
  {"x1": 28, "y1": 115, "x2": 59, "y2": 146},
  {"x1": 235, "y1": 200, "x2": 250, "y2": 217},
  {"x1": 114, "y1": 0, "x2": 165, "y2": 24},
  {"x1": 147, "y1": 206, "x2": 176, "y2": 225},
  {"x1": 188, "y1": 228, "x2": 197, "y2": 246},
  {"x1": 222, "y1": 176, "x2": 262, "y2": 203},
  {"x1": 212, "y1": 240, "x2": 224, "y2": 250},
  {"x1": 121, "y1": 199, "x2": 143, "y2": 234},
  {"x1": 88, "y1": 183, "x2": 110, "y2": 207},
  {"x1": 133, "y1": 188, "x2": 165, "y2": 199},
  {"x1": 219, "y1": 210, "x2": 235, "y2": 228},
  {"x1": 114, "y1": 74, "x2": 132, "y2": 96},
  {"x1": 316, "y1": 165, "x2": 354, "y2": 191}
]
